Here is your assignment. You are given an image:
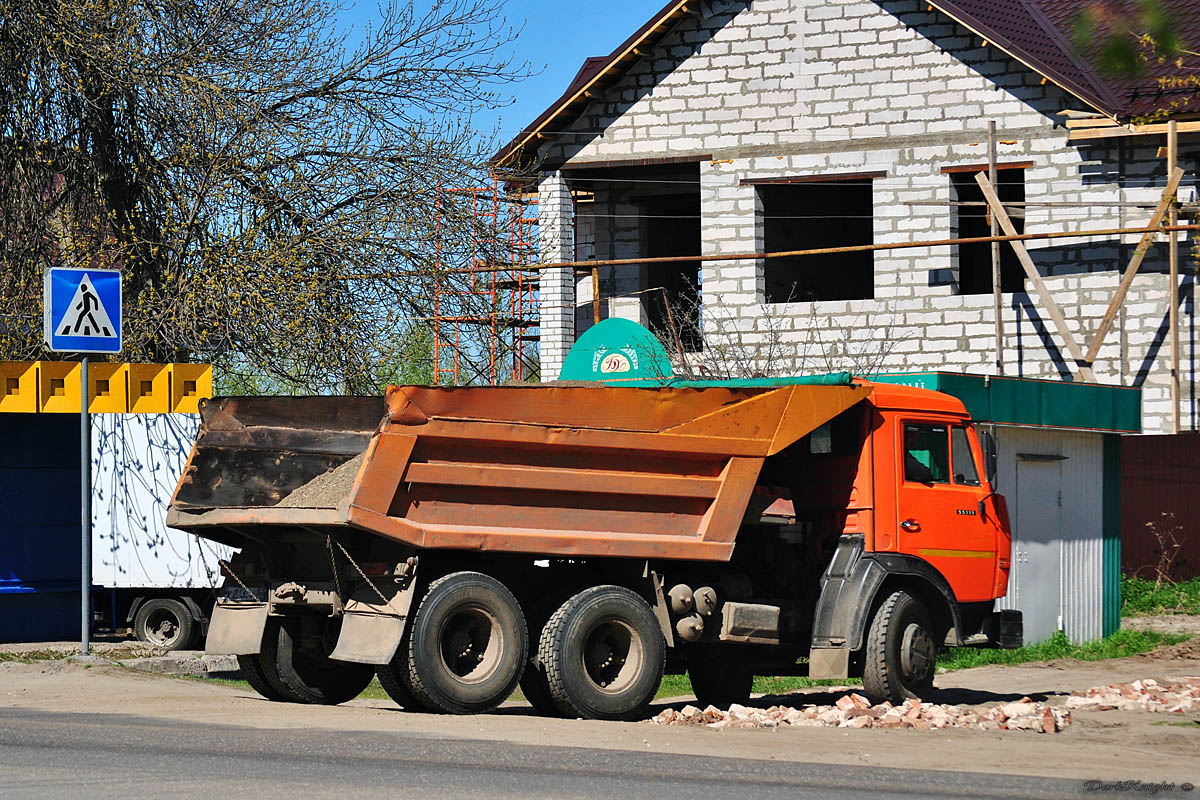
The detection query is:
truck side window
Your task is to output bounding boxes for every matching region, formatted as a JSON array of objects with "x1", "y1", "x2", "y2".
[
  {"x1": 902, "y1": 423, "x2": 949, "y2": 484},
  {"x1": 951, "y1": 427, "x2": 981, "y2": 486}
]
